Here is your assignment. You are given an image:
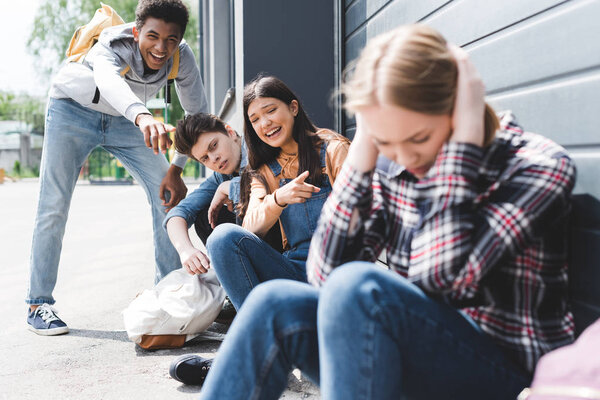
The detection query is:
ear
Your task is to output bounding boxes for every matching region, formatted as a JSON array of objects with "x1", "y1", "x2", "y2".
[
  {"x1": 289, "y1": 100, "x2": 299, "y2": 117},
  {"x1": 132, "y1": 26, "x2": 139, "y2": 42},
  {"x1": 225, "y1": 124, "x2": 237, "y2": 138}
]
